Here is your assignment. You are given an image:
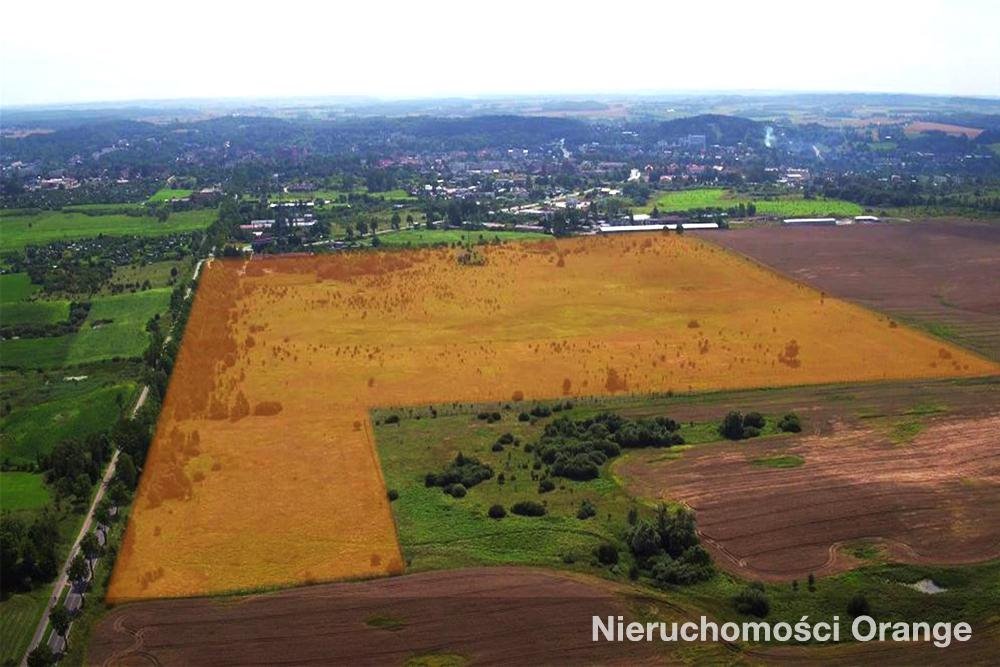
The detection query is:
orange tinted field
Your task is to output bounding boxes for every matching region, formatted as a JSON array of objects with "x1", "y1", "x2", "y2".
[
  {"x1": 904, "y1": 121, "x2": 984, "y2": 139},
  {"x1": 107, "y1": 234, "x2": 997, "y2": 601}
]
